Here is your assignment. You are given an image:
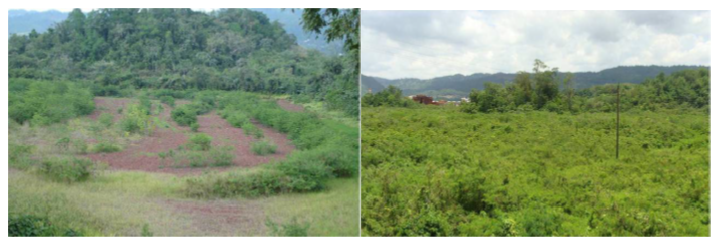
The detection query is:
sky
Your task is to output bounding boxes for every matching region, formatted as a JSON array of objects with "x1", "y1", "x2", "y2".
[{"x1": 361, "y1": 10, "x2": 711, "y2": 80}]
